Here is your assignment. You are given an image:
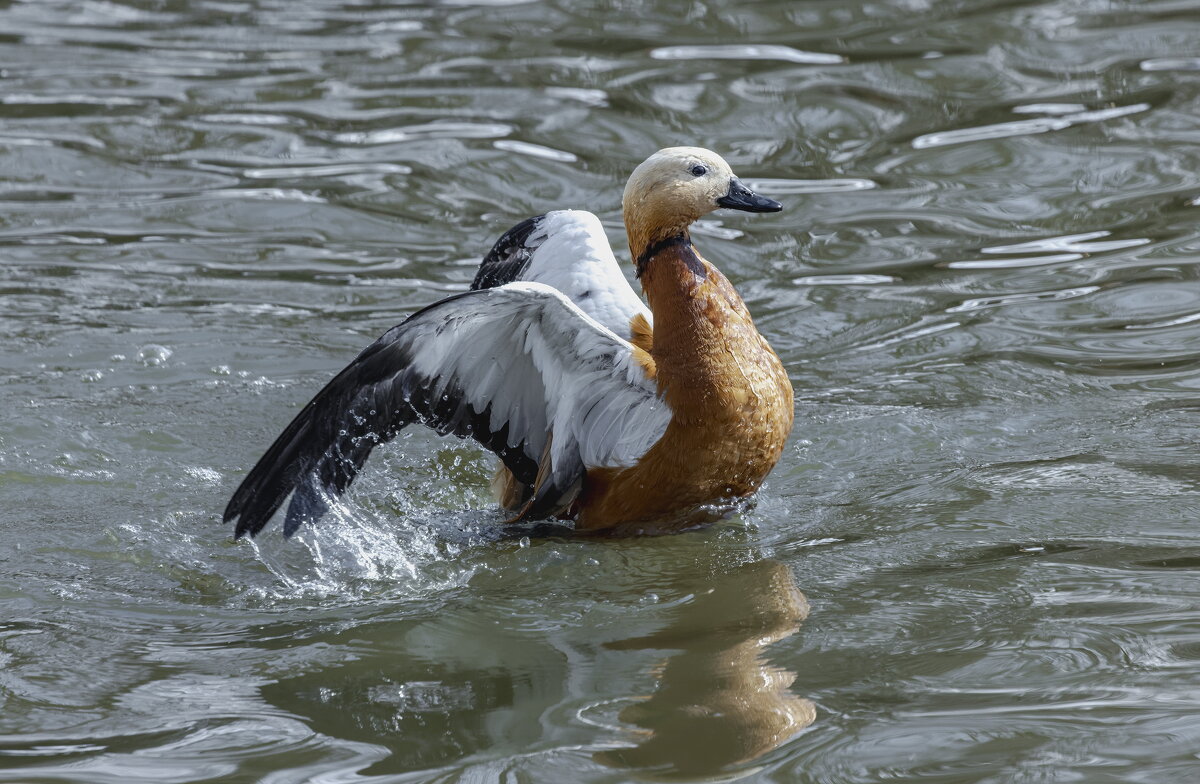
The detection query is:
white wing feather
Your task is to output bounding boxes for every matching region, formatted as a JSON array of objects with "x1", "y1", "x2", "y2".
[
  {"x1": 406, "y1": 281, "x2": 665, "y2": 482},
  {"x1": 224, "y1": 280, "x2": 670, "y2": 536},
  {"x1": 474, "y1": 210, "x2": 651, "y2": 338}
]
